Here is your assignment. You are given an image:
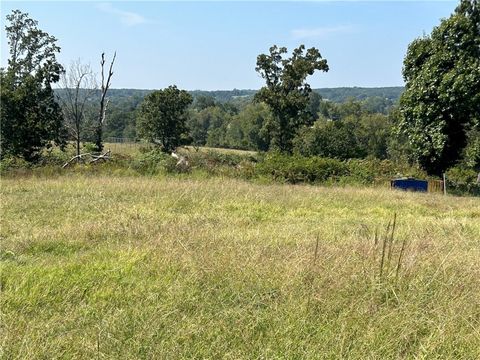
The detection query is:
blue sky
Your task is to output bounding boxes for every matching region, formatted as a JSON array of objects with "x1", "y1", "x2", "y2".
[{"x1": 1, "y1": 1, "x2": 457, "y2": 90}]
